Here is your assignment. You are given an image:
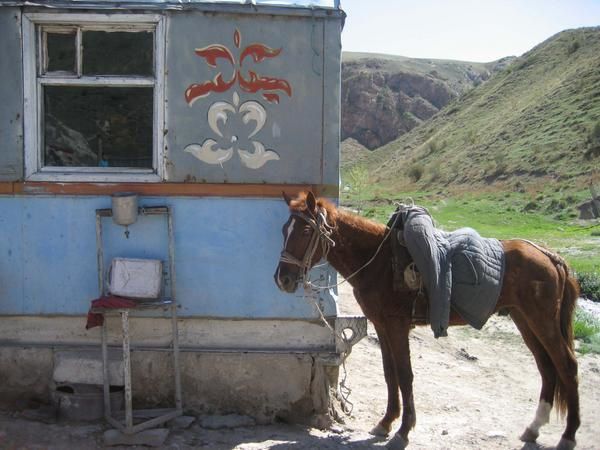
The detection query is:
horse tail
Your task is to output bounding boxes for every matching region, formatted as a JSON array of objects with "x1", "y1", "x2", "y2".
[
  {"x1": 560, "y1": 267, "x2": 578, "y2": 351},
  {"x1": 554, "y1": 263, "x2": 579, "y2": 417}
]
